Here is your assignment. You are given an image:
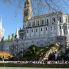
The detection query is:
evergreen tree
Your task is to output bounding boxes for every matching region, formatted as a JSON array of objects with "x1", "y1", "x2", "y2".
[
  {"x1": 8, "y1": 35, "x2": 10, "y2": 41},
  {"x1": 11, "y1": 33, "x2": 15, "y2": 41}
]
